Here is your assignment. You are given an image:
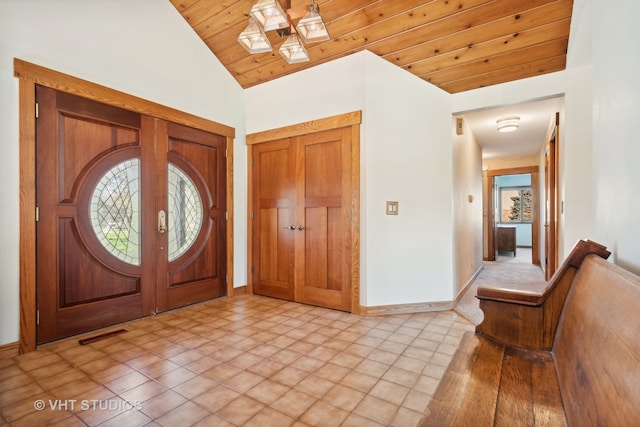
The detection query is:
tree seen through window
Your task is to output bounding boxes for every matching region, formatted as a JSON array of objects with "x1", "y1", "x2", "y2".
[{"x1": 501, "y1": 187, "x2": 532, "y2": 223}]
